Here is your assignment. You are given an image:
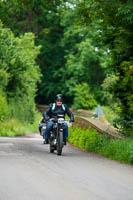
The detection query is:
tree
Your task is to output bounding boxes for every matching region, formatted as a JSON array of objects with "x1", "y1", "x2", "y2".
[
  {"x1": 73, "y1": 83, "x2": 97, "y2": 110},
  {"x1": 0, "y1": 0, "x2": 67, "y2": 104},
  {"x1": 74, "y1": 0, "x2": 133, "y2": 134},
  {"x1": 0, "y1": 21, "x2": 41, "y2": 122},
  {"x1": 60, "y1": 6, "x2": 111, "y2": 104}
]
